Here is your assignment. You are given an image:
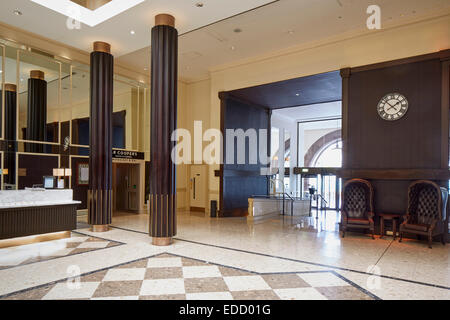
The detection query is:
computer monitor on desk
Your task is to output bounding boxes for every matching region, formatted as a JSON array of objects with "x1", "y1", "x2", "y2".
[{"x1": 43, "y1": 176, "x2": 55, "y2": 189}]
